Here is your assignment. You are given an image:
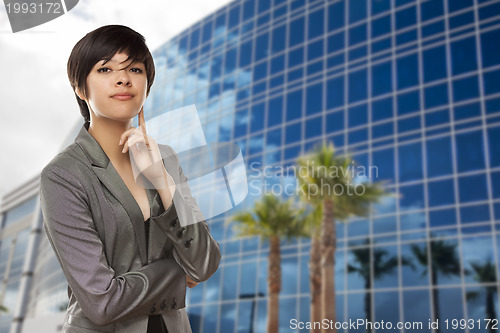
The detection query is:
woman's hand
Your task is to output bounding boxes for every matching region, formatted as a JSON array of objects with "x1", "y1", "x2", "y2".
[
  {"x1": 118, "y1": 108, "x2": 175, "y2": 192},
  {"x1": 119, "y1": 125, "x2": 164, "y2": 178},
  {"x1": 186, "y1": 275, "x2": 199, "y2": 288}
]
